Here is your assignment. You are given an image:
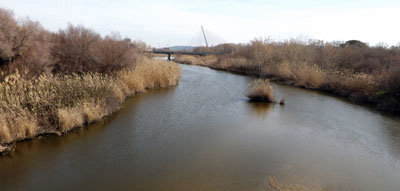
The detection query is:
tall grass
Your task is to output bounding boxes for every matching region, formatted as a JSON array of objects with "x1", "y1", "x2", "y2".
[{"x1": 0, "y1": 57, "x2": 180, "y2": 145}]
